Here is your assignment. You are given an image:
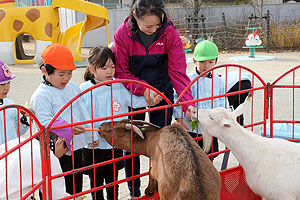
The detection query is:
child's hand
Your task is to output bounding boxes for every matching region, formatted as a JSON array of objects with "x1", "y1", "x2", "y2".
[
  {"x1": 89, "y1": 140, "x2": 99, "y2": 147},
  {"x1": 73, "y1": 125, "x2": 86, "y2": 135},
  {"x1": 20, "y1": 108, "x2": 34, "y2": 126},
  {"x1": 20, "y1": 101, "x2": 34, "y2": 116},
  {"x1": 176, "y1": 118, "x2": 189, "y2": 130},
  {"x1": 54, "y1": 138, "x2": 69, "y2": 158}
]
